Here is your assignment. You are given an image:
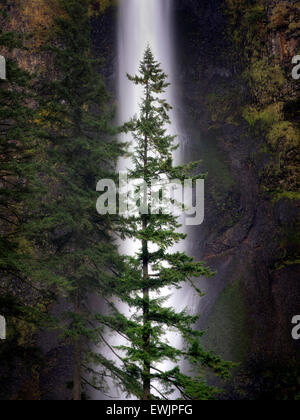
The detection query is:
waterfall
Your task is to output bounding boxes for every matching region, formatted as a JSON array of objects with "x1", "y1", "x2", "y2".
[
  {"x1": 117, "y1": 0, "x2": 198, "y2": 309},
  {"x1": 118, "y1": 0, "x2": 175, "y2": 257},
  {"x1": 91, "y1": 0, "x2": 199, "y2": 401},
  {"x1": 118, "y1": 0, "x2": 174, "y2": 141}
]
